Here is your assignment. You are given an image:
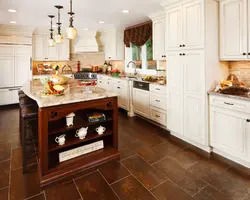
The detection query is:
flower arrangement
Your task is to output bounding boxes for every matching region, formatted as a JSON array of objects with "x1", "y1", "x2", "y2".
[{"x1": 111, "y1": 69, "x2": 120, "y2": 77}]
